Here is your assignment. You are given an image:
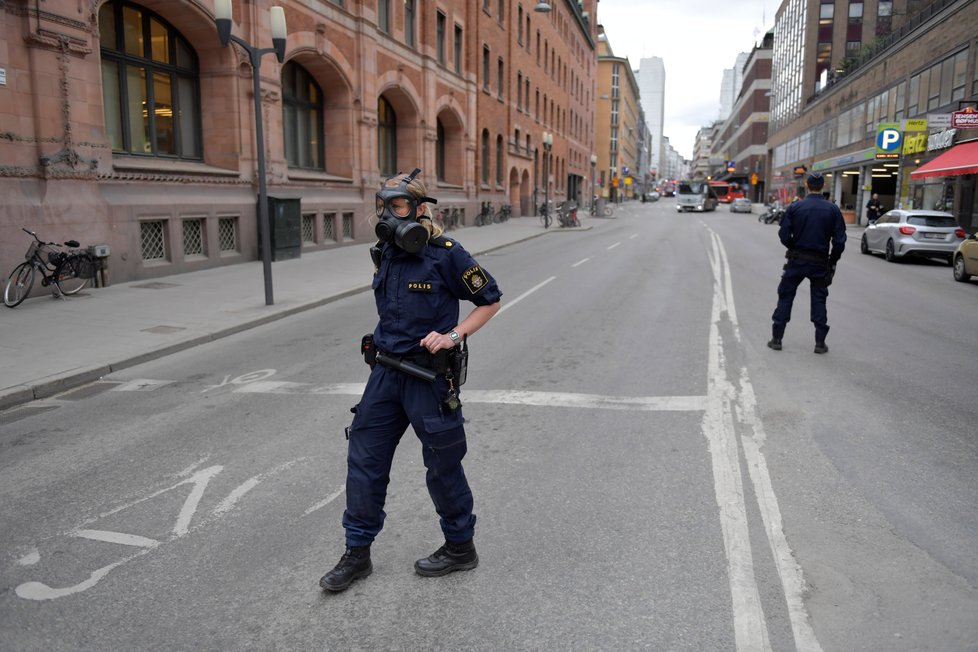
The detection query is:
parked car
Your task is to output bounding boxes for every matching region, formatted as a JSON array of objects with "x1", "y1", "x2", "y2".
[
  {"x1": 952, "y1": 231, "x2": 978, "y2": 282},
  {"x1": 860, "y1": 209, "x2": 965, "y2": 264},
  {"x1": 730, "y1": 198, "x2": 752, "y2": 213}
]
